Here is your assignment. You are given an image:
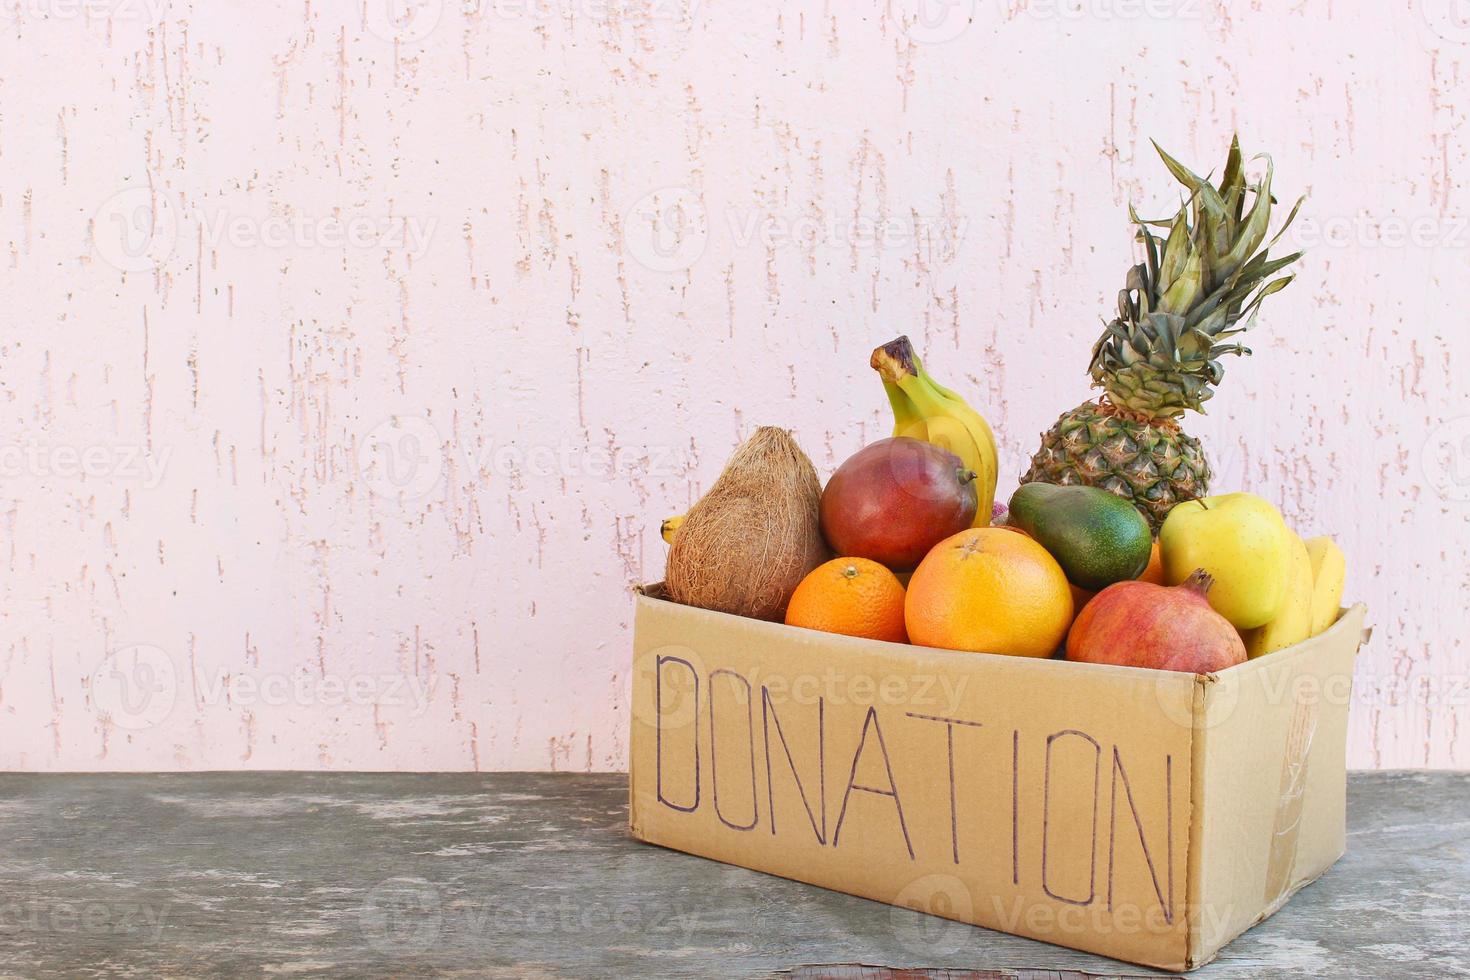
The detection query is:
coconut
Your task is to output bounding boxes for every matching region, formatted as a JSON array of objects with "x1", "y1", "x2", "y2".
[{"x1": 665, "y1": 427, "x2": 827, "y2": 621}]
